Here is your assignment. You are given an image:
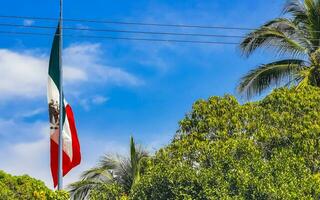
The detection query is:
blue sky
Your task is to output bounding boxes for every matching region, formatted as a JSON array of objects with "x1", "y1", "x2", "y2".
[{"x1": 0, "y1": 0, "x2": 285, "y2": 188}]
